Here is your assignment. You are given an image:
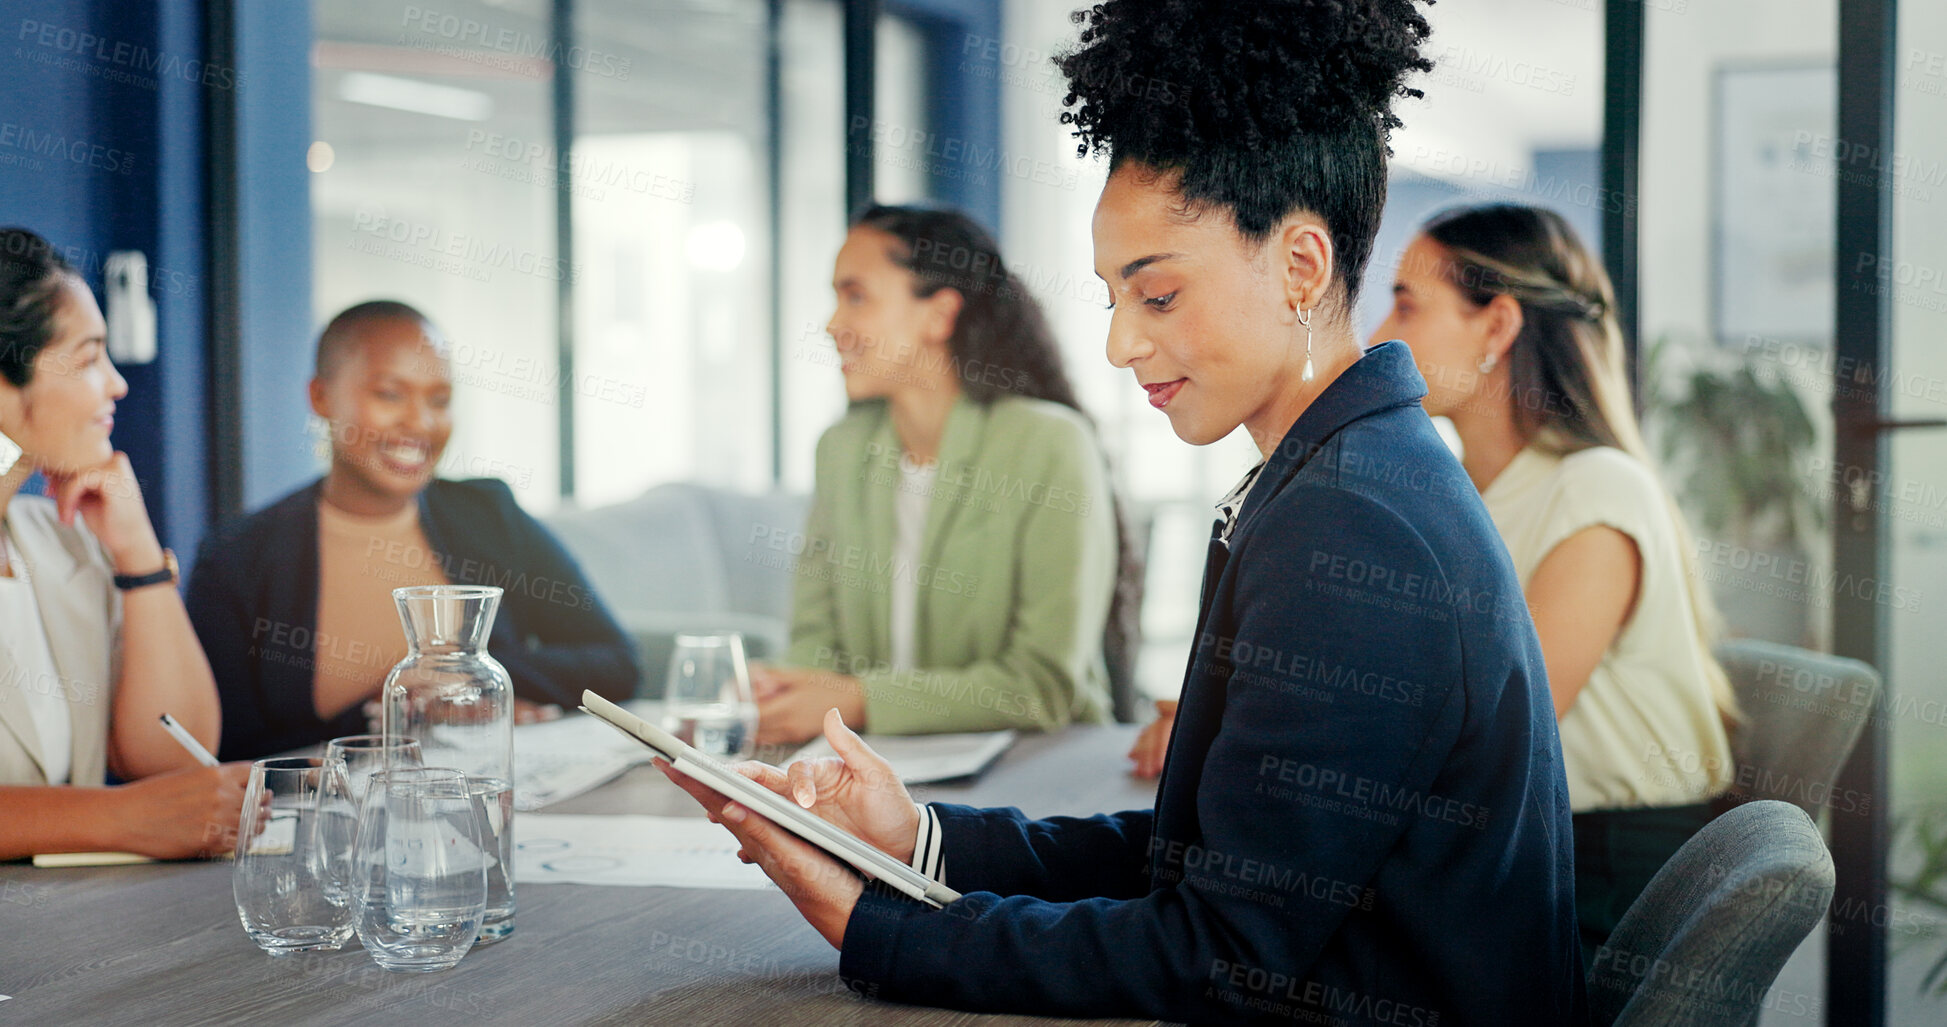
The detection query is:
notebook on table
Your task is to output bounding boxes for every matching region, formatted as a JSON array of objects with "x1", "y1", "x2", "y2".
[{"x1": 786, "y1": 729, "x2": 1015, "y2": 785}]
